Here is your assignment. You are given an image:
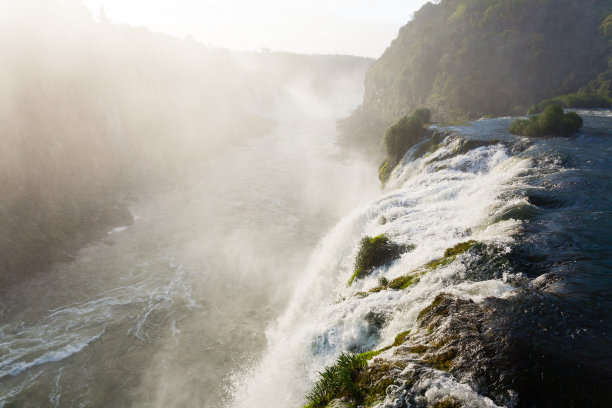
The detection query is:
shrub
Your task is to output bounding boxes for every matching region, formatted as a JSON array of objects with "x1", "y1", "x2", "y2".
[
  {"x1": 384, "y1": 115, "x2": 424, "y2": 165},
  {"x1": 509, "y1": 104, "x2": 583, "y2": 136},
  {"x1": 348, "y1": 234, "x2": 404, "y2": 286},
  {"x1": 383, "y1": 107, "x2": 430, "y2": 167},
  {"x1": 304, "y1": 352, "x2": 367, "y2": 408},
  {"x1": 528, "y1": 93, "x2": 611, "y2": 114},
  {"x1": 412, "y1": 107, "x2": 432, "y2": 123}
]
